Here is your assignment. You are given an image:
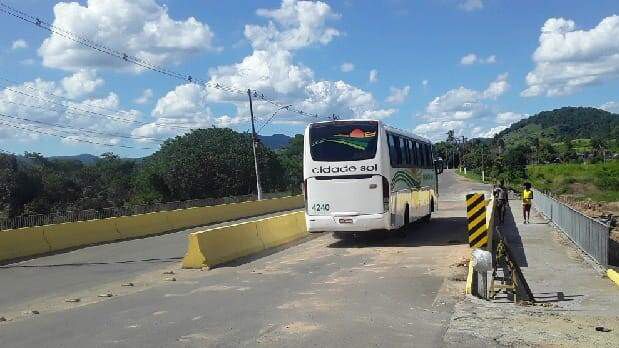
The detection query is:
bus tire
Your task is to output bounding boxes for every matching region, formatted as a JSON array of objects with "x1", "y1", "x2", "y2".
[
  {"x1": 404, "y1": 205, "x2": 410, "y2": 225},
  {"x1": 396, "y1": 207, "x2": 409, "y2": 238},
  {"x1": 421, "y1": 210, "x2": 431, "y2": 223}
]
